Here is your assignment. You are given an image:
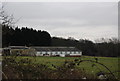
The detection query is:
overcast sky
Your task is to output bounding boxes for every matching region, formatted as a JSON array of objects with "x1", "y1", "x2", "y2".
[{"x1": 3, "y1": 2, "x2": 118, "y2": 41}]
